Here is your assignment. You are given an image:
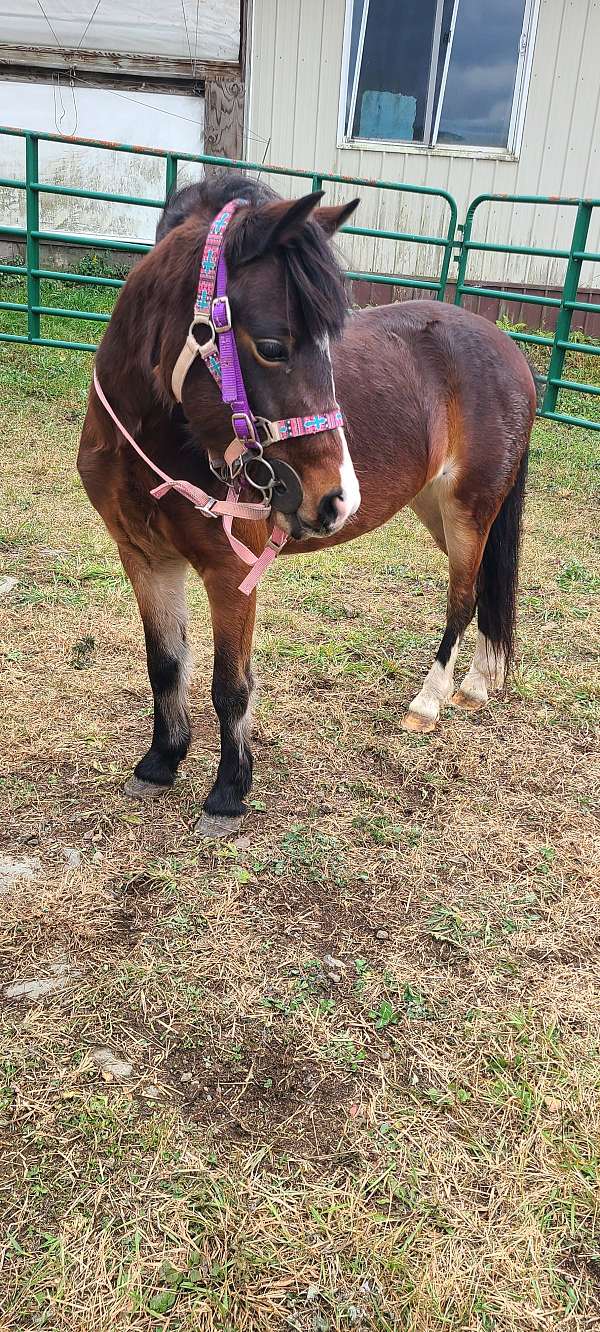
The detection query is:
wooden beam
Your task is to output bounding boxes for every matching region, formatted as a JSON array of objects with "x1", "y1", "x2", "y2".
[
  {"x1": 0, "y1": 61, "x2": 203, "y2": 95},
  {"x1": 203, "y1": 77, "x2": 245, "y2": 163},
  {"x1": 0, "y1": 43, "x2": 239, "y2": 83}
]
